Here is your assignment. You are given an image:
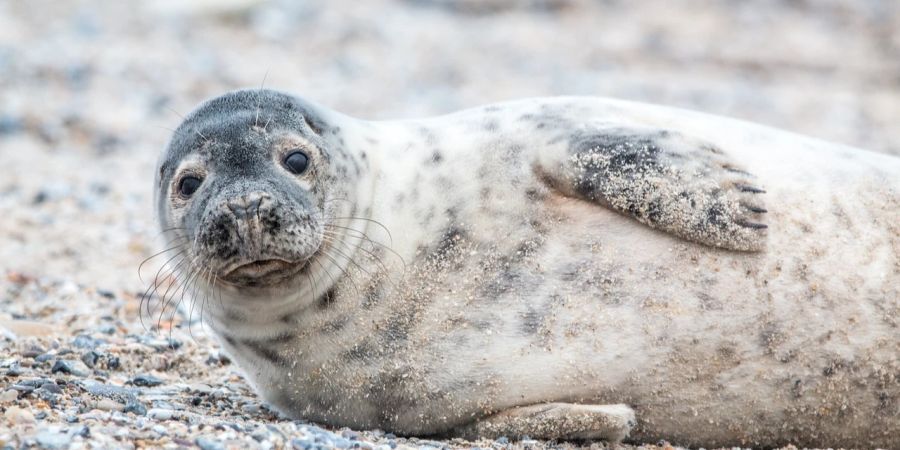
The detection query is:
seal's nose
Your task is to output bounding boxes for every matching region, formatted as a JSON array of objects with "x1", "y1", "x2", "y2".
[{"x1": 227, "y1": 193, "x2": 267, "y2": 219}]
